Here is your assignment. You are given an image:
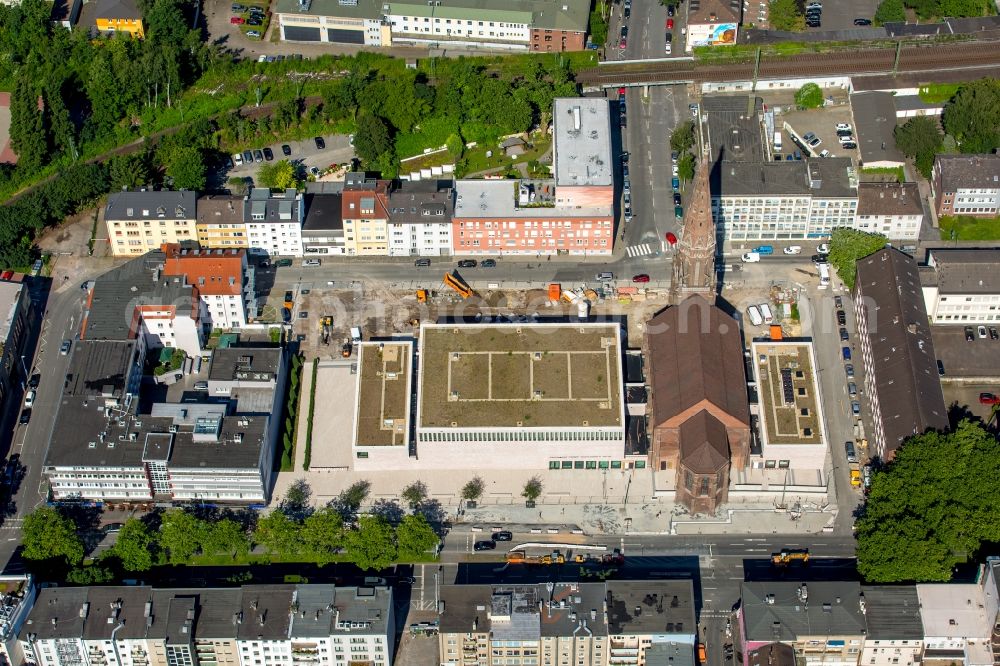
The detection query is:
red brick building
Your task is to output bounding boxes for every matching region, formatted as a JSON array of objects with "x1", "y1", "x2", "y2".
[{"x1": 530, "y1": 27, "x2": 586, "y2": 51}]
